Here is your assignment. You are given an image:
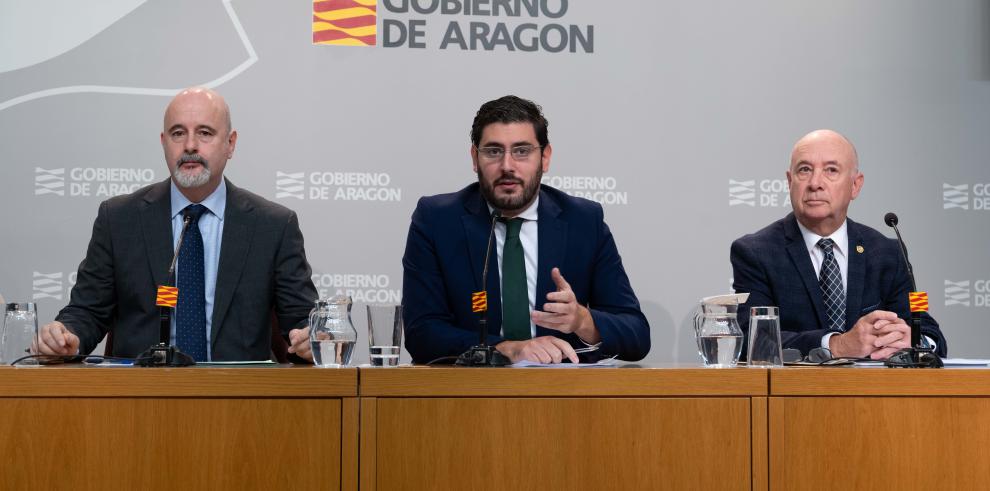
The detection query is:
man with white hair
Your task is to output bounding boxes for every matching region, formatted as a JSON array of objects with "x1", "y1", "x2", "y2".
[{"x1": 731, "y1": 129, "x2": 947, "y2": 359}]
